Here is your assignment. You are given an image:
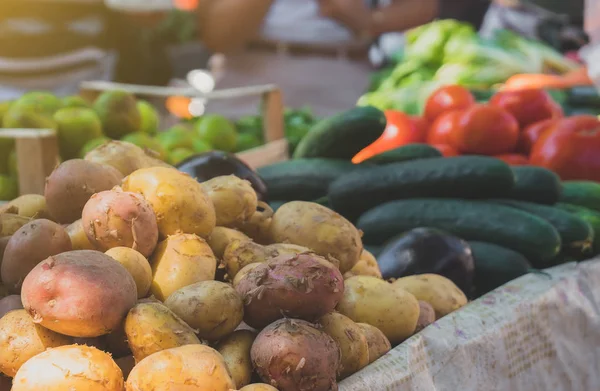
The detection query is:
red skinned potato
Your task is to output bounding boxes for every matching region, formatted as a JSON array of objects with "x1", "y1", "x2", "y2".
[
  {"x1": 21, "y1": 250, "x2": 137, "y2": 337},
  {"x1": 0, "y1": 295, "x2": 22, "y2": 318},
  {"x1": 251, "y1": 318, "x2": 341, "y2": 391},
  {"x1": 235, "y1": 253, "x2": 344, "y2": 329},
  {"x1": 415, "y1": 301, "x2": 436, "y2": 333},
  {"x1": 44, "y1": 159, "x2": 123, "y2": 224},
  {"x1": 82, "y1": 189, "x2": 158, "y2": 257},
  {"x1": 1, "y1": 219, "x2": 72, "y2": 293}
]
